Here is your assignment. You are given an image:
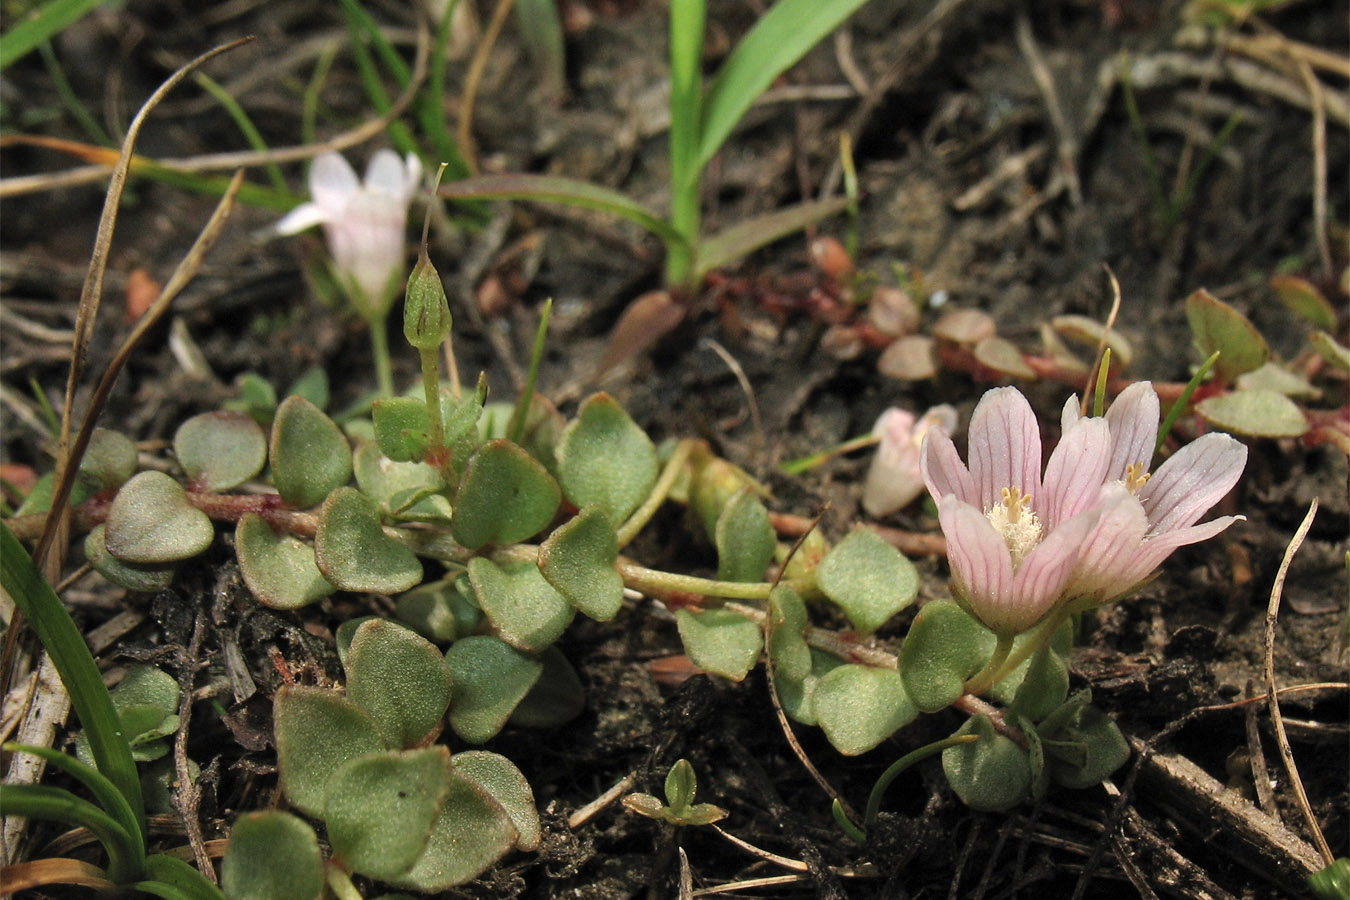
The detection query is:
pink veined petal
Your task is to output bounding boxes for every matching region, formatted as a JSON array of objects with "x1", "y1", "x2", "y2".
[
  {"x1": 308, "y1": 152, "x2": 360, "y2": 213},
  {"x1": 938, "y1": 496, "x2": 1014, "y2": 629},
  {"x1": 273, "y1": 202, "x2": 328, "y2": 235},
  {"x1": 1141, "y1": 433, "x2": 1247, "y2": 534},
  {"x1": 1005, "y1": 503, "x2": 1098, "y2": 633},
  {"x1": 921, "y1": 428, "x2": 977, "y2": 507},
  {"x1": 967, "y1": 387, "x2": 1042, "y2": 512},
  {"x1": 1104, "y1": 381, "x2": 1160, "y2": 481},
  {"x1": 364, "y1": 149, "x2": 414, "y2": 197},
  {"x1": 1039, "y1": 417, "x2": 1111, "y2": 529},
  {"x1": 1067, "y1": 484, "x2": 1150, "y2": 599}
]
